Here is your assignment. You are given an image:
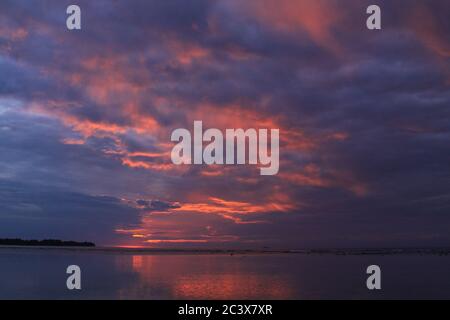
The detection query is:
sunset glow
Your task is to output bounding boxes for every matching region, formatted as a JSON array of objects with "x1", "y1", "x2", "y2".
[{"x1": 0, "y1": 0, "x2": 449, "y2": 249}]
